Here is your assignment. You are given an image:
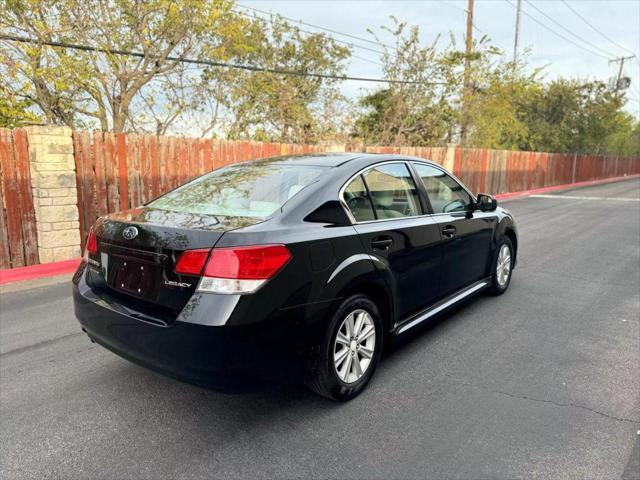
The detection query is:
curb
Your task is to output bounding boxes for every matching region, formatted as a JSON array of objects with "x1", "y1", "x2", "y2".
[
  {"x1": 0, "y1": 174, "x2": 638, "y2": 287},
  {"x1": 494, "y1": 174, "x2": 639, "y2": 201},
  {"x1": 0, "y1": 258, "x2": 81, "y2": 286}
]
